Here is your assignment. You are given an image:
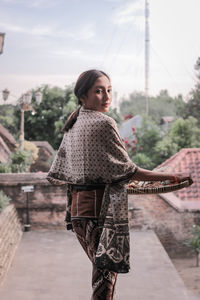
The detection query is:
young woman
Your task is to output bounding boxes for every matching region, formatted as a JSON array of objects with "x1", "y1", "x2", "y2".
[{"x1": 47, "y1": 70, "x2": 192, "y2": 300}]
